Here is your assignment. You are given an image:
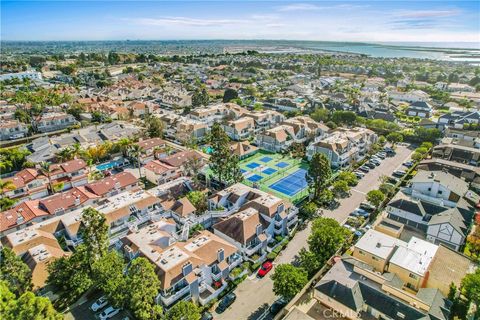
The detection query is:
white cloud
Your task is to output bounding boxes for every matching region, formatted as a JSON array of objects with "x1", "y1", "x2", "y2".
[
  {"x1": 277, "y1": 3, "x2": 322, "y2": 12},
  {"x1": 127, "y1": 17, "x2": 246, "y2": 27},
  {"x1": 396, "y1": 9, "x2": 461, "y2": 19}
]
